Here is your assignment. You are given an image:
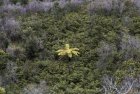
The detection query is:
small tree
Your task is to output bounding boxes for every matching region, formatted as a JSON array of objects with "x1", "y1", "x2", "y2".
[{"x1": 56, "y1": 44, "x2": 80, "y2": 73}]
